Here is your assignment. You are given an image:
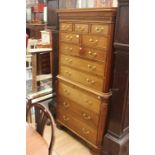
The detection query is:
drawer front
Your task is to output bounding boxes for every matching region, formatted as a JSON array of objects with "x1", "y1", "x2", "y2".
[
  {"x1": 58, "y1": 96, "x2": 99, "y2": 128},
  {"x1": 60, "y1": 23, "x2": 73, "y2": 32},
  {"x1": 75, "y1": 23, "x2": 89, "y2": 33},
  {"x1": 60, "y1": 33, "x2": 80, "y2": 44},
  {"x1": 91, "y1": 24, "x2": 109, "y2": 35},
  {"x1": 60, "y1": 43, "x2": 106, "y2": 62},
  {"x1": 58, "y1": 80, "x2": 101, "y2": 114},
  {"x1": 57, "y1": 108, "x2": 98, "y2": 145},
  {"x1": 60, "y1": 43, "x2": 80, "y2": 56},
  {"x1": 82, "y1": 47, "x2": 106, "y2": 62},
  {"x1": 59, "y1": 66, "x2": 104, "y2": 91},
  {"x1": 82, "y1": 35, "x2": 108, "y2": 49},
  {"x1": 60, "y1": 54, "x2": 105, "y2": 77}
]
